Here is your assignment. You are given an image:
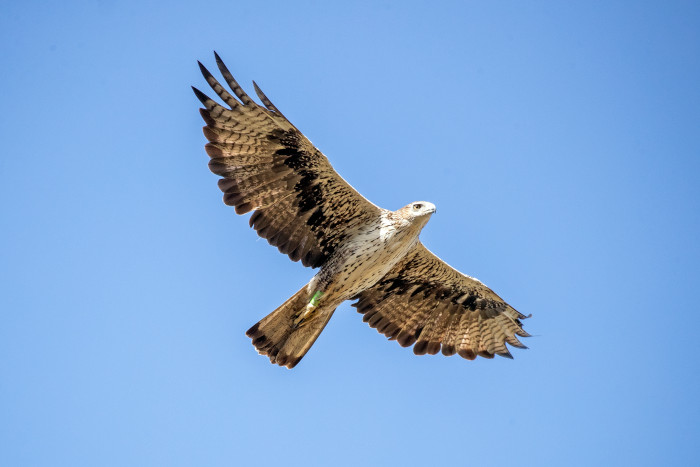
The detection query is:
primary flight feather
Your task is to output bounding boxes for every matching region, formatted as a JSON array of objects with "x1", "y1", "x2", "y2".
[{"x1": 193, "y1": 53, "x2": 530, "y2": 368}]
